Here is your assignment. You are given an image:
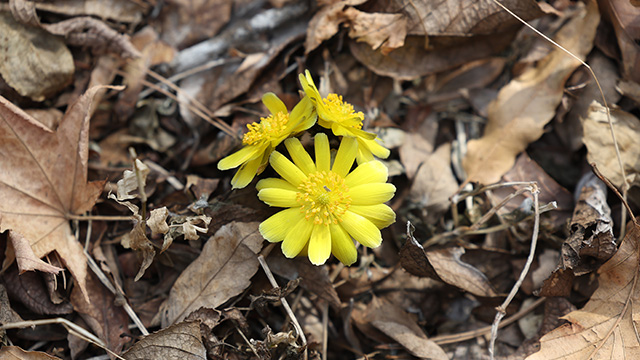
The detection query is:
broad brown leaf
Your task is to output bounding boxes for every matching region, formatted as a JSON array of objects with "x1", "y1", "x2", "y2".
[
  {"x1": 0, "y1": 87, "x2": 115, "y2": 298},
  {"x1": 462, "y1": 0, "x2": 599, "y2": 184},
  {"x1": 527, "y1": 221, "x2": 640, "y2": 359},
  {"x1": 122, "y1": 321, "x2": 206, "y2": 360},
  {"x1": 160, "y1": 221, "x2": 263, "y2": 327},
  {"x1": 0, "y1": 346, "x2": 63, "y2": 360}
]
